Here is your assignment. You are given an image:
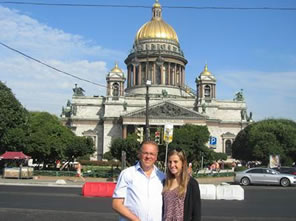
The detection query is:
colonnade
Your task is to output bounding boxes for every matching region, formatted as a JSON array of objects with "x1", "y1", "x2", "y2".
[{"x1": 127, "y1": 61, "x2": 185, "y2": 88}]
